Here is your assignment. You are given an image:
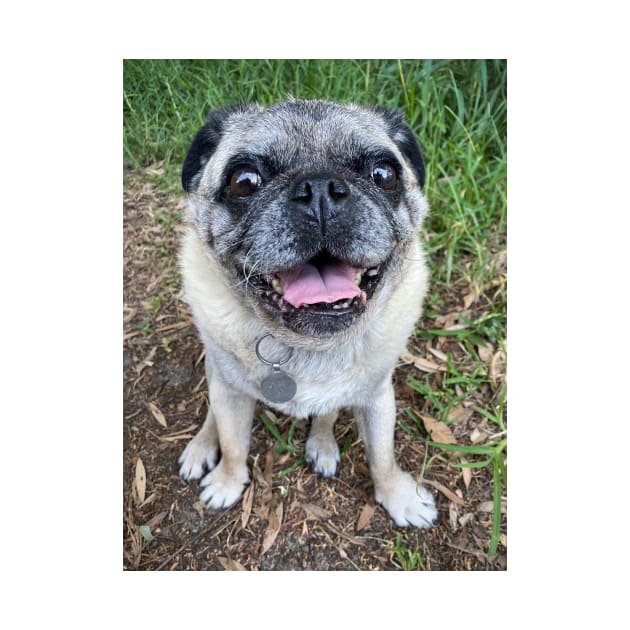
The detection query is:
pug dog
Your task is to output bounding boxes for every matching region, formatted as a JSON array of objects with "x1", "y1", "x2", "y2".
[{"x1": 177, "y1": 99, "x2": 437, "y2": 528}]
